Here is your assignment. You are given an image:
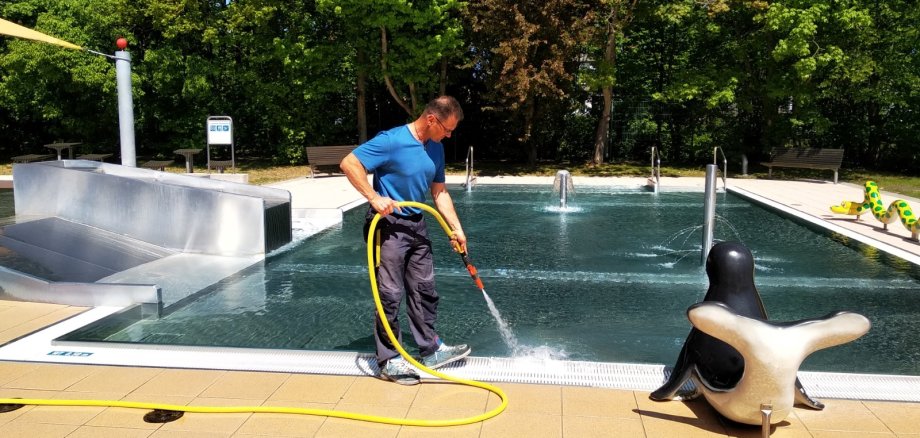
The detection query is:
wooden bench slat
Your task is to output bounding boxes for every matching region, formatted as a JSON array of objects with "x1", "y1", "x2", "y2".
[
  {"x1": 305, "y1": 145, "x2": 358, "y2": 178},
  {"x1": 761, "y1": 147, "x2": 844, "y2": 183}
]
